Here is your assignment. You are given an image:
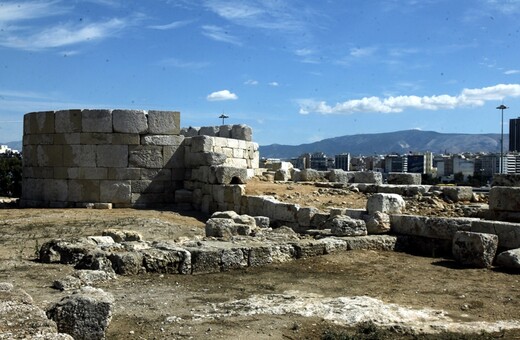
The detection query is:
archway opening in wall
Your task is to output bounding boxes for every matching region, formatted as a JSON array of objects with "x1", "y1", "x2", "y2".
[{"x1": 230, "y1": 176, "x2": 244, "y2": 184}]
